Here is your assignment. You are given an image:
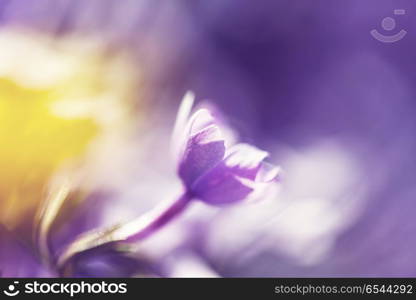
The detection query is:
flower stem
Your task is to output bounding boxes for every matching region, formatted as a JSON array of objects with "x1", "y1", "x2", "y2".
[
  {"x1": 57, "y1": 191, "x2": 193, "y2": 269},
  {"x1": 123, "y1": 191, "x2": 193, "y2": 242}
]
